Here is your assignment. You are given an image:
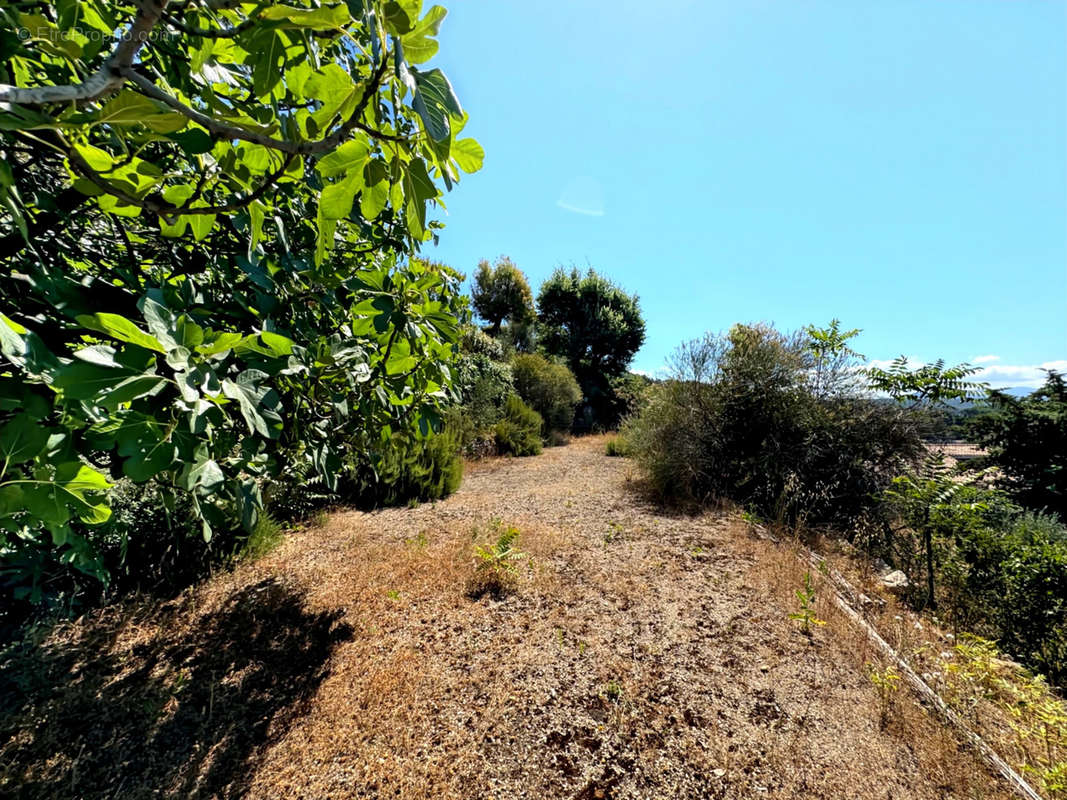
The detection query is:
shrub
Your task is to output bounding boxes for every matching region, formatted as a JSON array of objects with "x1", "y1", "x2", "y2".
[
  {"x1": 624, "y1": 323, "x2": 920, "y2": 526},
  {"x1": 449, "y1": 326, "x2": 515, "y2": 456},
  {"x1": 999, "y1": 517, "x2": 1067, "y2": 683},
  {"x1": 511, "y1": 353, "x2": 581, "y2": 439},
  {"x1": 494, "y1": 396, "x2": 543, "y2": 456},
  {"x1": 345, "y1": 426, "x2": 464, "y2": 507},
  {"x1": 610, "y1": 371, "x2": 654, "y2": 422},
  {"x1": 98, "y1": 479, "x2": 218, "y2": 594},
  {"x1": 884, "y1": 465, "x2": 1067, "y2": 685},
  {"x1": 604, "y1": 435, "x2": 631, "y2": 457}
]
